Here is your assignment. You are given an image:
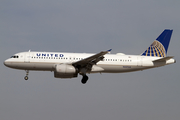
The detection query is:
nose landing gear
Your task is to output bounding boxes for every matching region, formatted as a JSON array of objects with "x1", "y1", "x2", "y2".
[{"x1": 24, "y1": 70, "x2": 29, "y2": 80}]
